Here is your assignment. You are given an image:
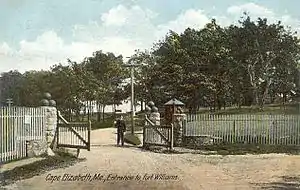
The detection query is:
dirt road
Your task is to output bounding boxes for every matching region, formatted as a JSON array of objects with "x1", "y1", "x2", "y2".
[{"x1": 4, "y1": 128, "x2": 300, "y2": 190}]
